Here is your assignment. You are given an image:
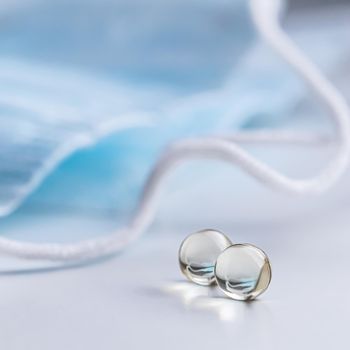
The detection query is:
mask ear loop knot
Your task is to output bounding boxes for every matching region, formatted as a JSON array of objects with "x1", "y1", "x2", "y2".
[{"x1": 0, "y1": 0, "x2": 349, "y2": 261}]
